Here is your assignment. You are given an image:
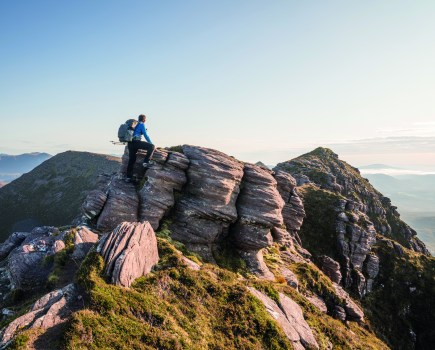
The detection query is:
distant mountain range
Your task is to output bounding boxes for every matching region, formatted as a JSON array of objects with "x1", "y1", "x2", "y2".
[
  {"x1": 362, "y1": 167, "x2": 435, "y2": 255},
  {"x1": 0, "y1": 152, "x2": 52, "y2": 182}
]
